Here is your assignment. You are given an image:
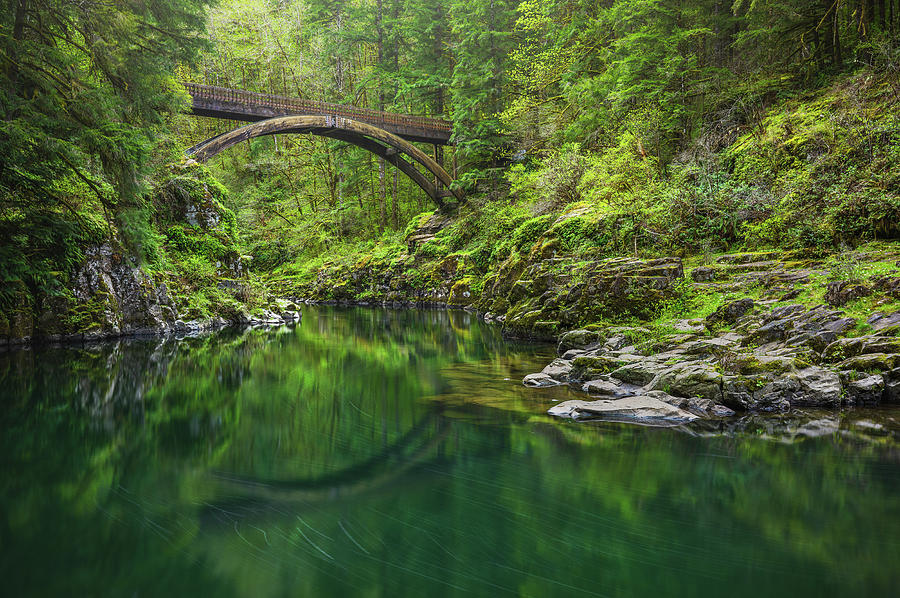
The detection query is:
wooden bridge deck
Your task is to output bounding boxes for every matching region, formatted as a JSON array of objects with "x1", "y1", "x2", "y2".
[{"x1": 184, "y1": 82, "x2": 452, "y2": 145}]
